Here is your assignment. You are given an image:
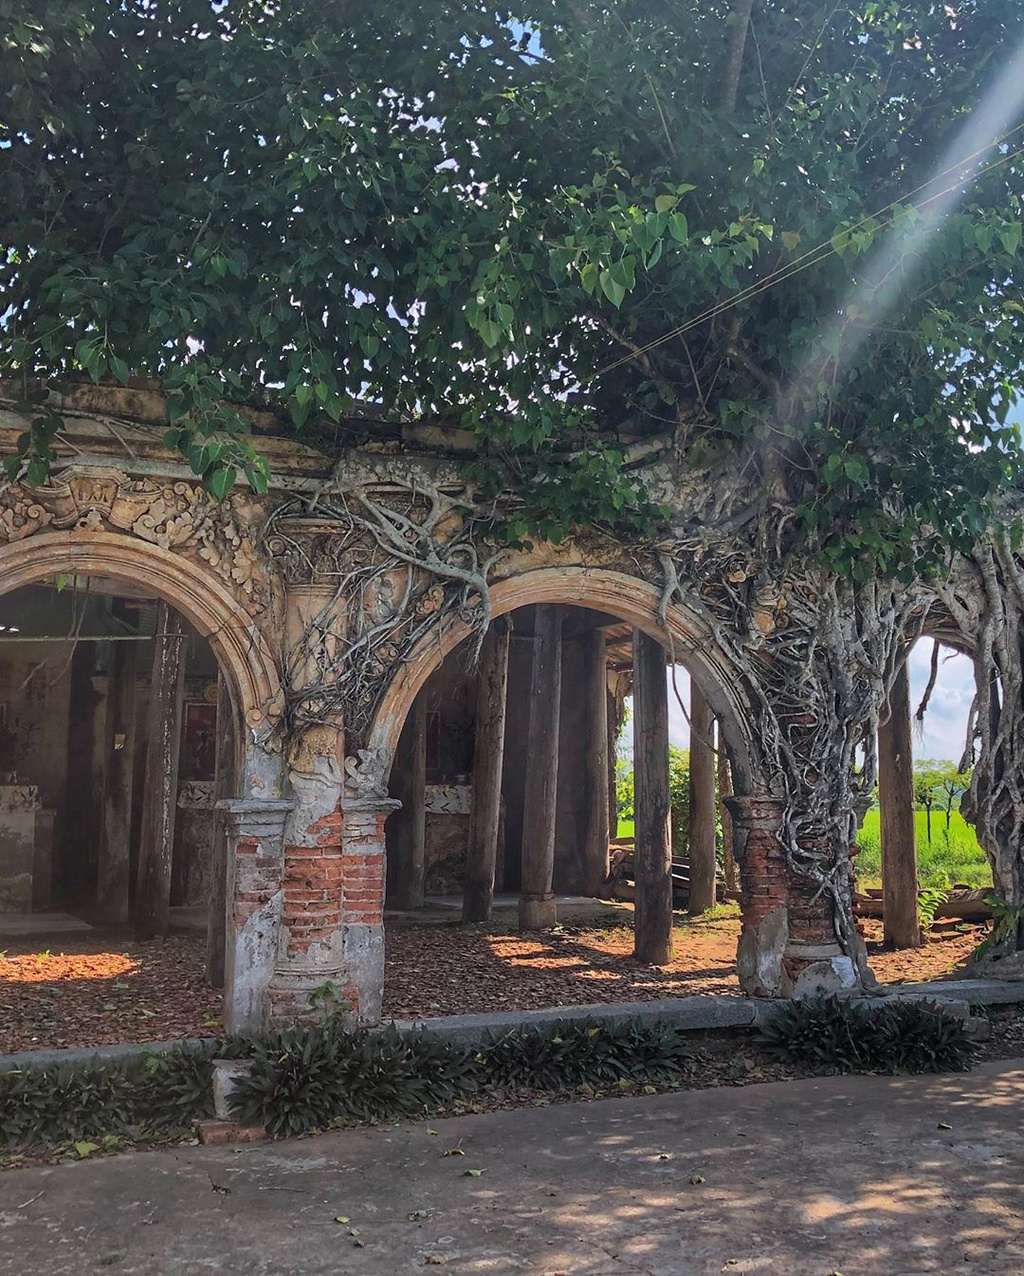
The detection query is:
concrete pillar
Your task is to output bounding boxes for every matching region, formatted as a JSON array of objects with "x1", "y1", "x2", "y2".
[
  {"x1": 464, "y1": 619, "x2": 511, "y2": 923},
  {"x1": 718, "y1": 740, "x2": 738, "y2": 893},
  {"x1": 218, "y1": 797, "x2": 293, "y2": 1034},
  {"x1": 206, "y1": 673, "x2": 235, "y2": 989},
  {"x1": 520, "y1": 604, "x2": 563, "y2": 930},
  {"x1": 878, "y1": 655, "x2": 921, "y2": 948},
  {"x1": 633, "y1": 629, "x2": 673, "y2": 965},
  {"x1": 96, "y1": 642, "x2": 137, "y2": 924},
  {"x1": 688, "y1": 682, "x2": 717, "y2": 914},
  {"x1": 135, "y1": 601, "x2": 186, "y2": 940},
  {"x1": 392, "y1": 695, "x2": 427, "y2": 910},
  {"x1": 581, "y1": 626, "x2": 610, "y2": 895},
  {"x1": 268, "y1": 582, "x2": 398, "y2": 1027}
]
